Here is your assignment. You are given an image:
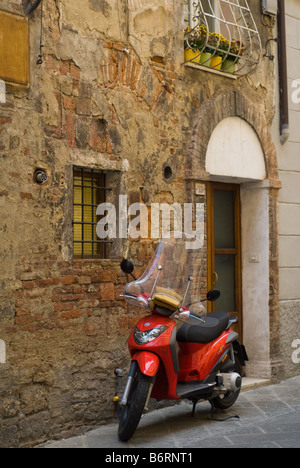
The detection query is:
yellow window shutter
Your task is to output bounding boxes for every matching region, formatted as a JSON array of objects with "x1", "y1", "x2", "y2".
[
  {"x1": 73, "y1": 169, "x2": 107, "y2": 259},
  {"x1": 0, "y1": 10, "x2": 29, "y2": 87},
  {"x1": 73, "y1": 172, "x2": 99, "y2": 257}
]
